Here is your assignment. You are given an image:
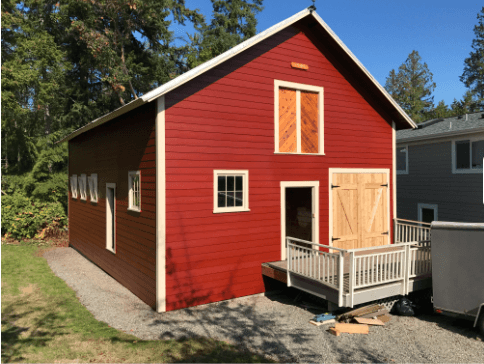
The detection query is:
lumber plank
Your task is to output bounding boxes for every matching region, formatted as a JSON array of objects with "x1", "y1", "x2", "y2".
[
  {"x1": 376, "y1": 313, "x2": 392, "y2": 323},
  {"x1": 334, "y1": 323, "x2": 369, "y2": 334},
  {"x1": 353, "y1": 317, "x2": 385, "y2": 326},
  {"x1": 310, "y1": 319, "x2": 336, "y2": 326},
  {"x1": 329, "y1": 328, "x2": 341, "y2": 336},
  {"x1": 337, "y1": 304, "x2": 382, "y2": 320},
  {"x1": 357, "y1": 308, "x2": 390, "y2": 319}
]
